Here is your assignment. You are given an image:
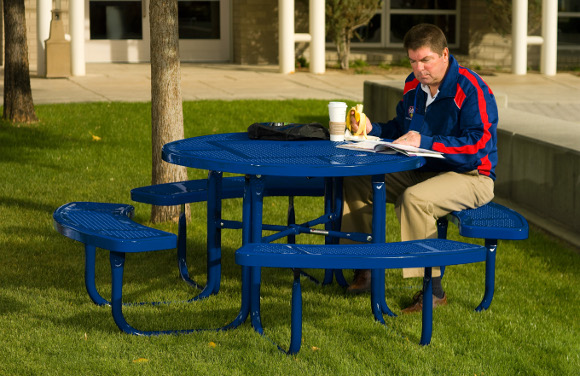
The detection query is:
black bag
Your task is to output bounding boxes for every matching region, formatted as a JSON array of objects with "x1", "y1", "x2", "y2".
[{"x1": 247, "y1": 122, "x2": 329, "y2": 141}]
